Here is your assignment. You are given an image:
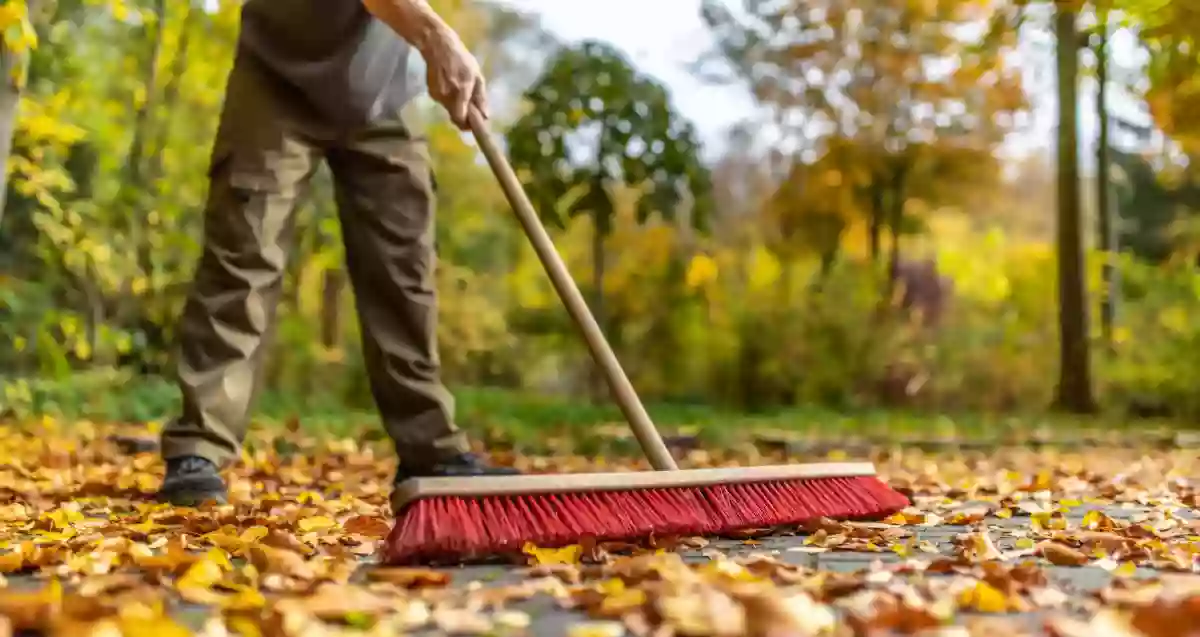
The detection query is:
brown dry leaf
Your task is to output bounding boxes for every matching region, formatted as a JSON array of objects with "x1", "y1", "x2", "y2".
[
  {"x1": 75, "y1": 574, "x2": 144, "y2": 598},
  {"x1": 0, "y1": 580, "x2": 62, "y2": 631},
  {"x1": 961, "y1": 531, "x2": 1003, "y2": 562},
  {"x1": 657, "y1": 588, "x2": 746, "y2": 637},
  {"x1": 1045, "y1": 610, "x2": 1141, "y2": 637},
  {"x1": 431, "y1": 607, "x2": 494, "y2": 634},
  {"x1": 342, "y1": 516, "x2": 391, "y2": 539},
  {"x1": 1075, "y1": 531, "x2": 1130, "y2": 554},
  {"x1": 247, "y1": 545, "x2": 315, "y2": 580},
  {"x1": 275, "y1": 583, "x2": 395, "y2": 621},
  {"x1": 366, "y1": 567, "x2": 451, "y2": 589},
  {"x1": 736, "y1": 588, "x2": 837, "y2": 636},
  {"x1": 260, "y1": 530, "x2": 315, "y2": 557},
  {"x1": 1038, "y1": 542, "x2": 1091, "y2": 567},
  {"x1": 845, "y1": 593, "x2": 942, "y2": 635}
]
